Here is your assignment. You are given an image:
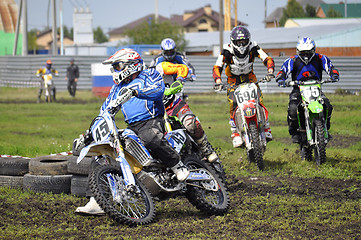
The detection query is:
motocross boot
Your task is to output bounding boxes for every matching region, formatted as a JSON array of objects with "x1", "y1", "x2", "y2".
[
  {"x1": 292, "y1": 134, "x2": 301, "y2": 143},
  {"x1": 75, "y1": 197, "x2": 105, "y2": 215},
  {"x1": 171, "y1": 161, "x2": 190, "y2": 181},
  {"x1": 264, "y1": 120, "x2": 273, "y2": 142},
  {"x1": 231, "y1": 132, "x2": 243, "y2": 148},
  {"x1": 196, "y1": 135, "x2": 219, "y2": 162}
]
